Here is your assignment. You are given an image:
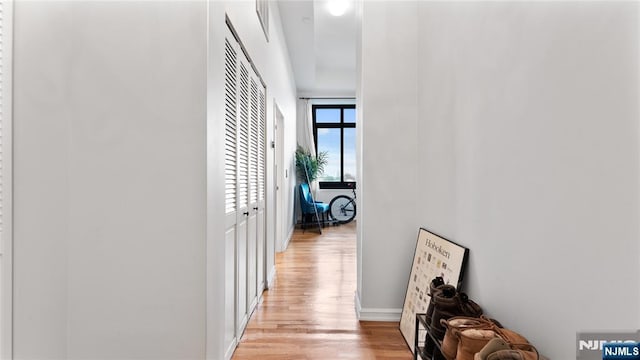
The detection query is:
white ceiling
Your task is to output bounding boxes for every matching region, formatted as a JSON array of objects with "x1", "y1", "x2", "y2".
[{"x1": 278, "y1": 0, "x2": 357, "y2": 96}]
